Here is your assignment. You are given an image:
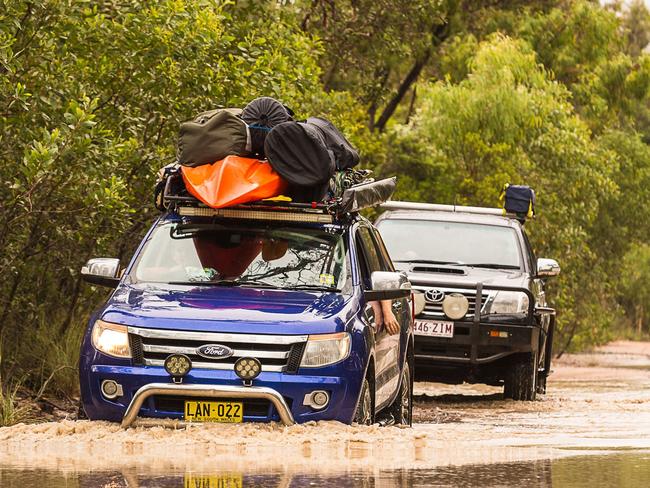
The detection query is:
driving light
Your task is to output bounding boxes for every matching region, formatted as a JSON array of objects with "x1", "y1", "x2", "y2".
[
  {"x1": 100, "y1": 379, "x2": 123, "y2": 399},
  {"x1": 442, "y1": 293, "x2": 469, "y2": 320},
  {"x1": 300, "y1": 332, "x2": 351, "y2": 368},
  {"x1": 234, "y1": 357, "x2": 262, "y2": 381},
  {"x1": 489, "y1": 291, "x2": 529, "y2": 314},
  {"x1": 91, "y1": 320, "x2": 131, "y2": 358},
  {"x1": 303, "y1": 390, "x2": 330, "y2": 410},
  {"x1": 164, "y1": 354, "x2": 192, "y2": 377}
]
